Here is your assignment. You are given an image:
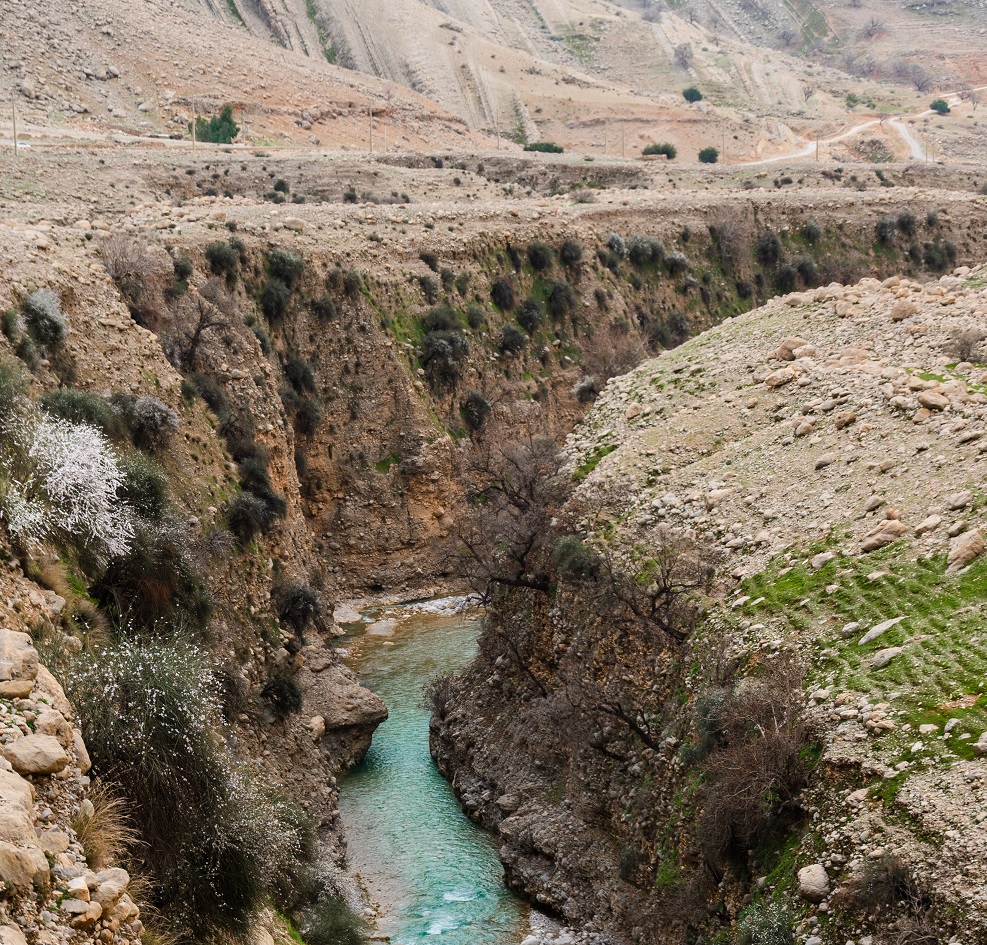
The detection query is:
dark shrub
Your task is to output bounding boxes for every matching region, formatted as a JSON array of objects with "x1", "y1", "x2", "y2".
[
  {"x1": 736, "y1": 903, "x2": 795, "y2": 945},
  {"x1": 697, "y1": 146, "x2": 719, "y2": 163},
  {"x1": 205, "y1": 241, "x2": 239, "y2": 282},
  {"x1": 421, "y1": 330, "x2": 468, "y2": 387},
  {"x1": 523, "y1": 141, "x2": 563, "y2": 153},
  {"x1": 527, "y1": 241, "x2": 553, "y2": 272},
  {"x1": 419, "y1": 251, "x2": 439, "y2": 272},
  {"x1": 682, "y1": 86, "x2": 703, "y2": 102},
  {"x1": 500, "y1": 324, "x2": 526, "y2": 353},
  {"x1": 802, "y1": 220, "x2": 822, "y2": 244},
  {"x1": 924, "y1": 238, "x2": 956, "y2": 272},
  {"x1": 643, "y1": 142, "x2": 677, "y2": 159},
  {"x1": 186, "y1": 372, "x2": 228, "y2": 415},
  {"x1": 465, "y1": 304, "x2": 486, "y2": 329},
  {"x1": 666, "y1": 251, "x2": 689, "y2": 275},
  {"x1": 341, "y1": 269, "x2": 362, "y2": 296},
  {"x1": 40, "y1": 388, "x2": 126, "y2": 440},
  {"x1": 491, "y1": 277, "x2": 516, "y2": 311},
  {"x1": 517, "y1": 298, "x2": 544, "y2": 333},
  {"x1": 755, "y1": 231, "x2": 782, "y2": 267},
  {"x1": 628, "y1": 236, "x2": 664, "y2": 267},
  {"x1": 419, "y1": 274, "x2": 439, "y2": 303},
  {"x1": 277, "y1": 580, "x2": 324, "y2": 635},
  {"x1": 777, "y1": 265, "x2": 798, "y2": 293},
  {"x1": 573, "y1": 375, "x2": 600, "y2": 403},
  {"x1": 422, "y1": 303, "x2": 460, "y2": 332},
  {"x1": 285, "y1": 354, "x2": 316, "y2": 393},
  {"x1": 294, "y1": 398, "x2": 323, "y2": 436},
  {"x1": 795, "y1": 255, "x2": 819, "y2": 286},
  {"x1": 300, "y1": 891, "x2": 368, "y2": 945},
  {"x1": 0, "y1": 358, "x2": 26, "y2": 416},
  {"x1": 440, "y1": 268, "x2": 456, "y2": 291},
  {"x1": 262, "y1": 278, "x2": 291, "y2": 320},
  {"x1": 875, "y1": 216, "x2": 897, "y2": 245},
  {"x1": 225, "y1": 492, "x2": 271, "y2": 545},
  {"x1": 262, "y1": 670, "x2": 303, "y2": 719},
  {"x1": 311, "y1": 293, "x2": 338, "y2": 321},
  {"x1": 461, "y1": 391, "x2": 492, "y2": 432},
  {"x1": 897, "y1": 212, "x2": 918, "y2": 237},
  {"x1": 268, "y1": 248, "x2": 304, "y2": 287},
  {"x1": 559, "y1": 239, "x2": 583, "y2": 266},
  {"x1": 547, "y1": 281, "x2": 576, "y2": 318}
]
